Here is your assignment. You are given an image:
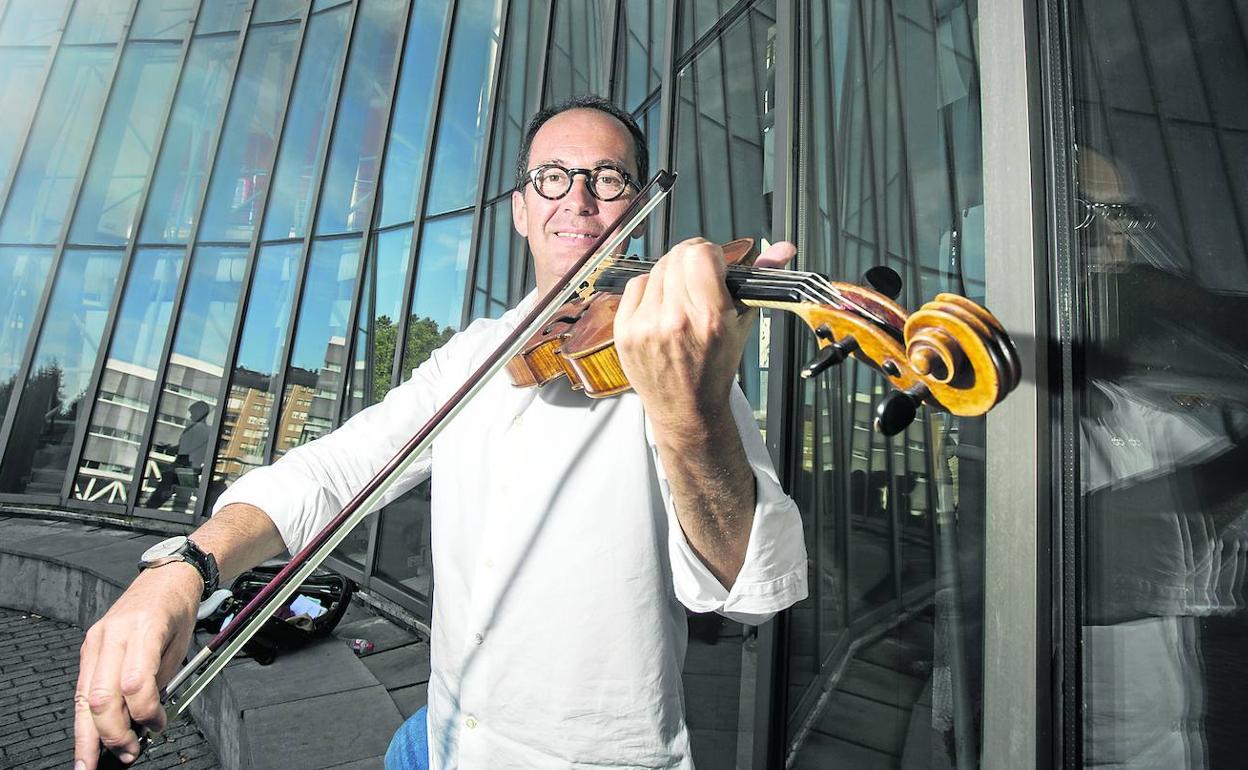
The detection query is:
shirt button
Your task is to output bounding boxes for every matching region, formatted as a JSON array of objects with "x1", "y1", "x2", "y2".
[
  {"x1": 484, "y1": 558, "x2": 494, "y2": 569},
  {"x1": 465, "y1": 715, "x2": 478, "y2": 729},
  {"x1": 472, "y1": 632, "x2": 484, "y2": 645},
  {"x1": 512, "y1": 414, "x2": 523, "y2": 427}
]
